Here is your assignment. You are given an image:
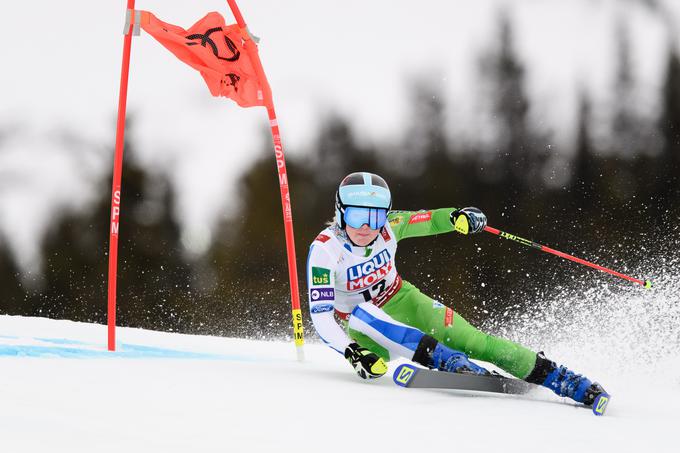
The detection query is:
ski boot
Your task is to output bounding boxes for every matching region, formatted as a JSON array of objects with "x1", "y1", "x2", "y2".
[
  {"x1": 412, "y1": 335, "x2": 489, "y2": 375},
  {"x1": 525, "y1": 352, "x2": 610, "y2": 415}
]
